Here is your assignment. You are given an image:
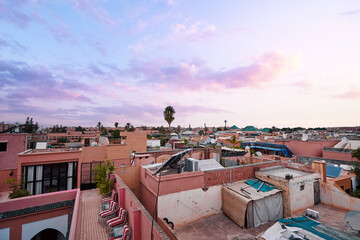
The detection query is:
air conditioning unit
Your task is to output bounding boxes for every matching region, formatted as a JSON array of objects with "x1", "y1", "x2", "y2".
[
  {"x1": 305, "y1": 209, "x2": 320, "y2": 220},
  {"x1": 185, "y1": 158, "x2": 199, "y2": 172}
]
